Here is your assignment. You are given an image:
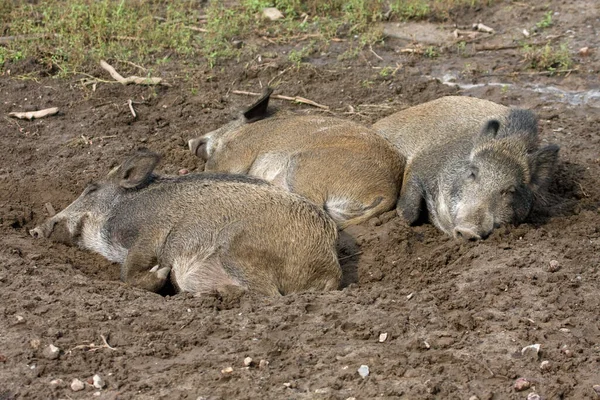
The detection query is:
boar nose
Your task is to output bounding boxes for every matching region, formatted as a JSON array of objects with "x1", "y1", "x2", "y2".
[
  {"x1": 453, "y1": 226, "x2": 482, "y2": 241},
  {"x1": 188, "y1": 137, "x2": 207, "y2": 158},
  {"x1": 29, "y1": 226, "x2": 45, "y2": 239}
]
